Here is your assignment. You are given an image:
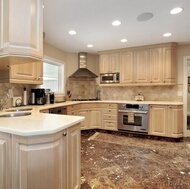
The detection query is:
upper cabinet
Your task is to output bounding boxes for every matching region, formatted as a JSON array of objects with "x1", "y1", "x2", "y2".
[
  {"x1": 99, "y1": 53, "x2": 120, "y2": 73},
  {"x1": 0, "y1": 61, "x2": 43, "y2": 84},
  {"x1": 0, "y1": 0, "x2": 43, "y2": 67},
  {"x1": 100, "y1": 42, "x2": 177, "y2": 86}
]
